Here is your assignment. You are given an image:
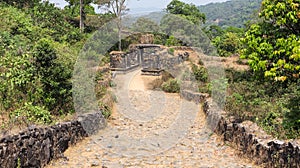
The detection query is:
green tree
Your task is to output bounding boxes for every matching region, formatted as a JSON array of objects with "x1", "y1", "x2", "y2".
[
  {"x1": 33, "y1": 38, "x2": 73, "y2": 114},
  {"x1": 241, "y1": 0, "x2": 300, "y2": 81},
  {"x1": 105, "y1": 0, "x2": 128, "y2": 51},
  {"x1": 0, "y1": 0, "x2": 40, "y2": 8},
  {"x1": 65, "y1": 0, "x2": 95, "y2": 32},
  {"x1": 166, "y1": 0, "x2": 206, "y2": 25},
  {"x1": 203, "y1": 25, "x2": 224, "y2": 40},
  {"x1": 212, "y1": 32, "x2": 242, "y2": 57}
]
